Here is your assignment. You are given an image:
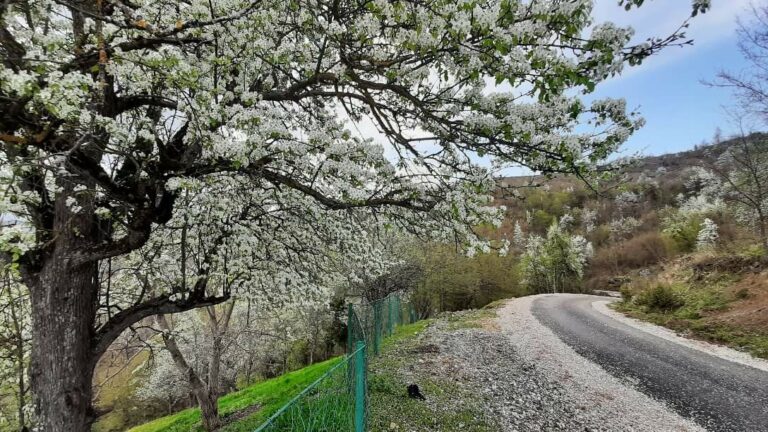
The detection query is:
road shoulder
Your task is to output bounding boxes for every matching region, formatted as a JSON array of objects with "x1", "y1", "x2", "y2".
[
  {"x1": 498, "y1": 295, "x2": 704, "y2": 432},
  {"x1": 593, "y1": 299, "x2": 768, "y2": 373}
]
